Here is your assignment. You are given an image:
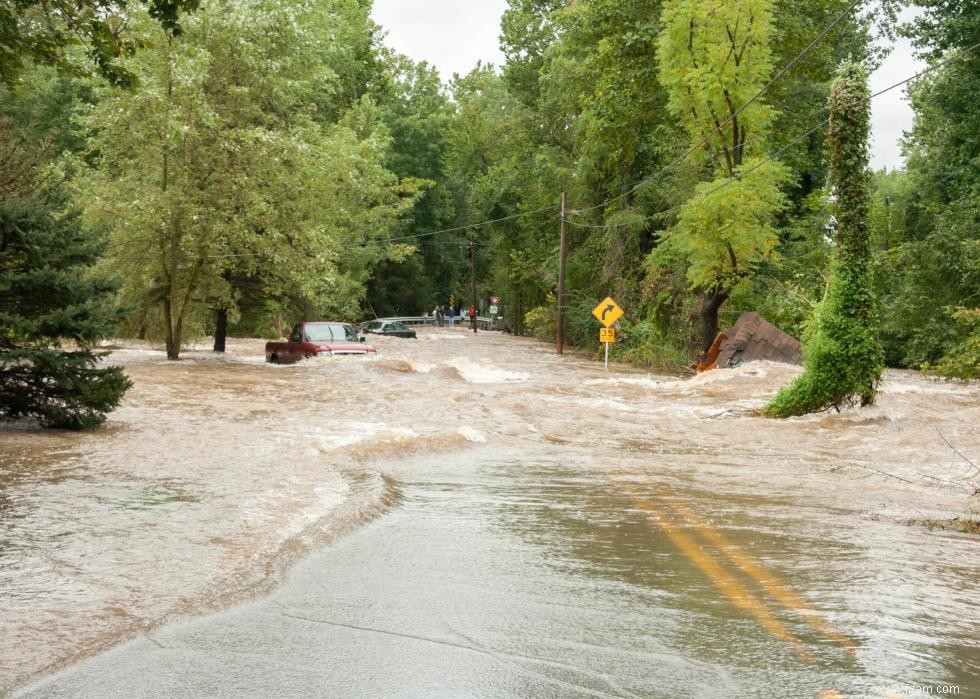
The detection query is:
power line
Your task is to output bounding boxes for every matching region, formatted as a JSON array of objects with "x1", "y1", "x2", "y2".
[
  {"x1": 377, "y1": 205, "x2": 558, "y2": 244},
  {"x1": 571, "y1": 0, "x2": 866, "y2": 217},
  {"x1": 99, "y1": 0, "x2": 869, "y2": 264},
  {"x1": 565, "y1": 41, "x2": 980, "y2": 232},
  {"x1": 105, "y1": 42, "x2": 978, "y2": 264}
]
